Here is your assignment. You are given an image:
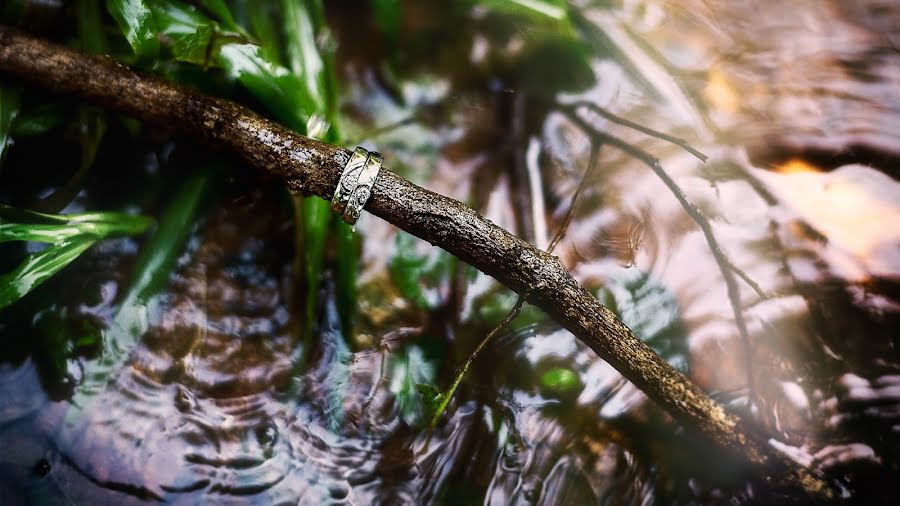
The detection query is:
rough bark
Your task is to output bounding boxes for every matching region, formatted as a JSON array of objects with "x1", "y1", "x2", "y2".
[{"x1": 0, "y1": 26, "x2": 836, "y2": 500}]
